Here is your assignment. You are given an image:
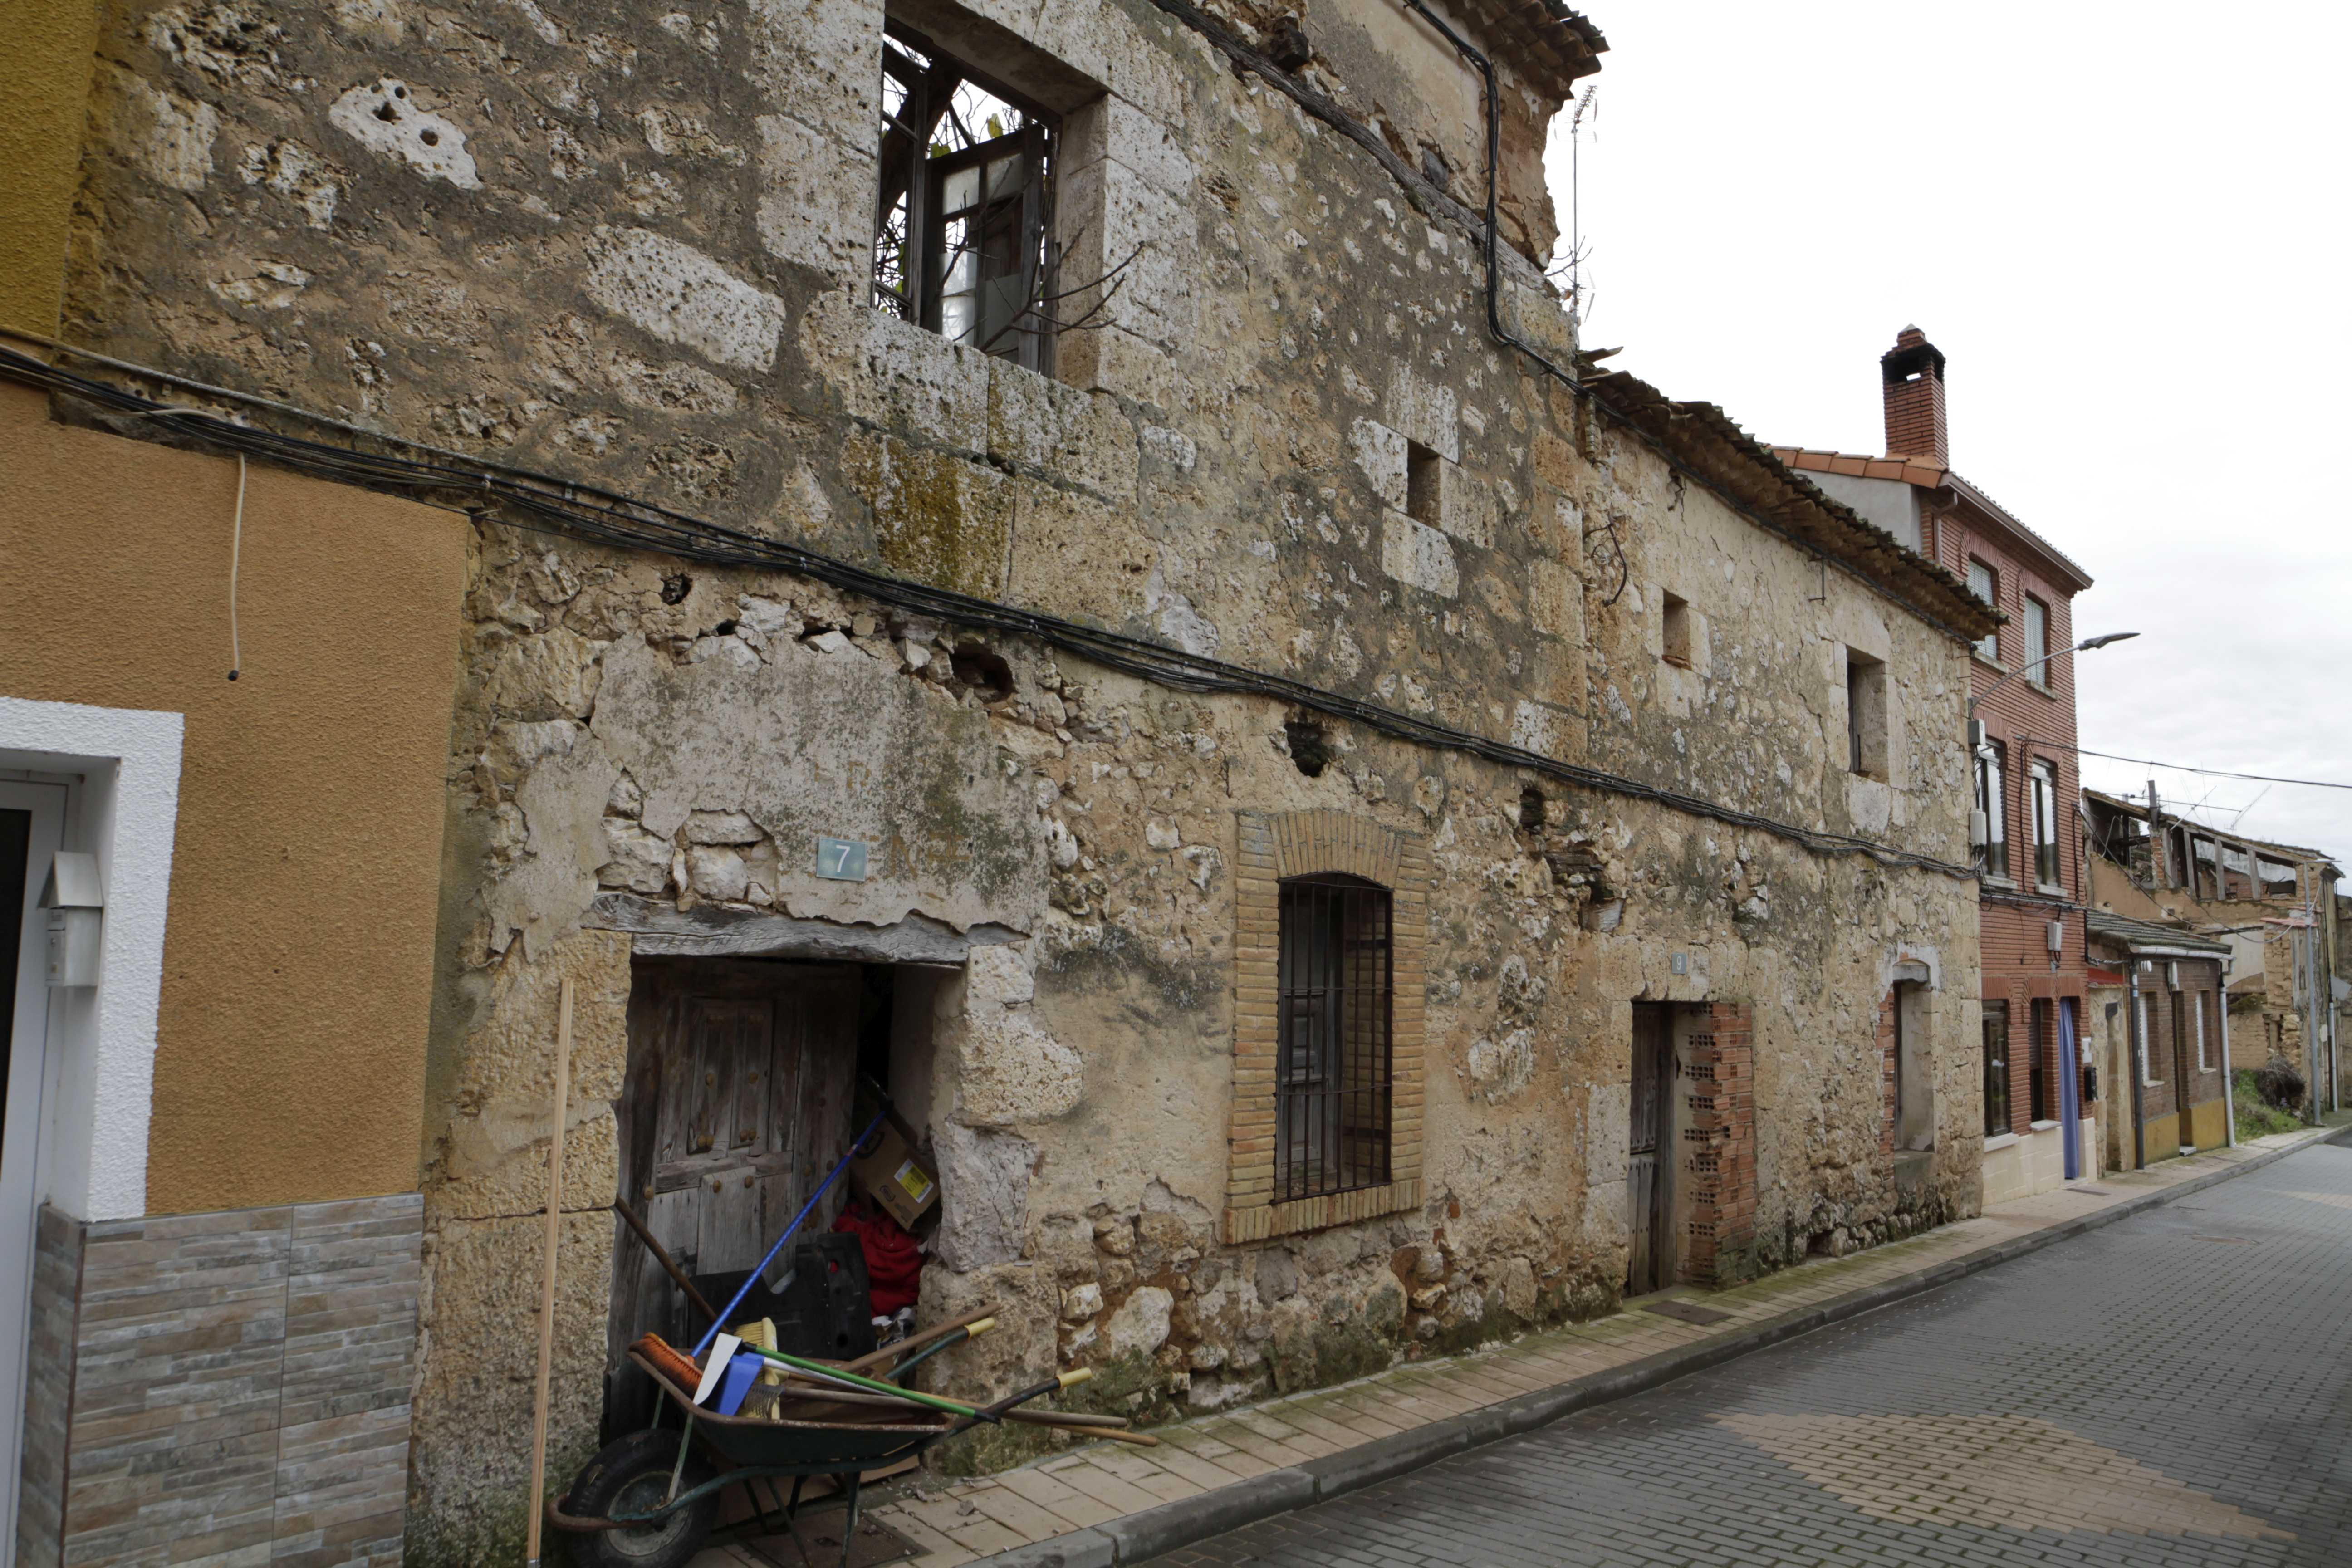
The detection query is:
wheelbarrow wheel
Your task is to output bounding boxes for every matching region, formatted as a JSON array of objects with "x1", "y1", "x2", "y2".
[{"x1": 562, "y1": 1429, "x2": 721, "y2": 1568}]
